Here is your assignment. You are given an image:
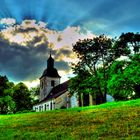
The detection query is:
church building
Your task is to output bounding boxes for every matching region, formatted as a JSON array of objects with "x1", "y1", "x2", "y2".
[
  {"x1": 33, "y1": 54, "x2": 78, "y2": 112},
  {"x1": 33, "y1": 54, "x2": 114, "y2": 112}
]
